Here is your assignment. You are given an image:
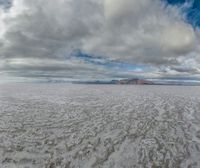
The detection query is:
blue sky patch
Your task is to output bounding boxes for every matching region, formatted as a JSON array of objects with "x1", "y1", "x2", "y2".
[
  {"x1": 164, "y1": 0, "x2": 200, "y2": 27},
  {"x1": 72, "y1": 50, "x2": 149, "y2": 72}
]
